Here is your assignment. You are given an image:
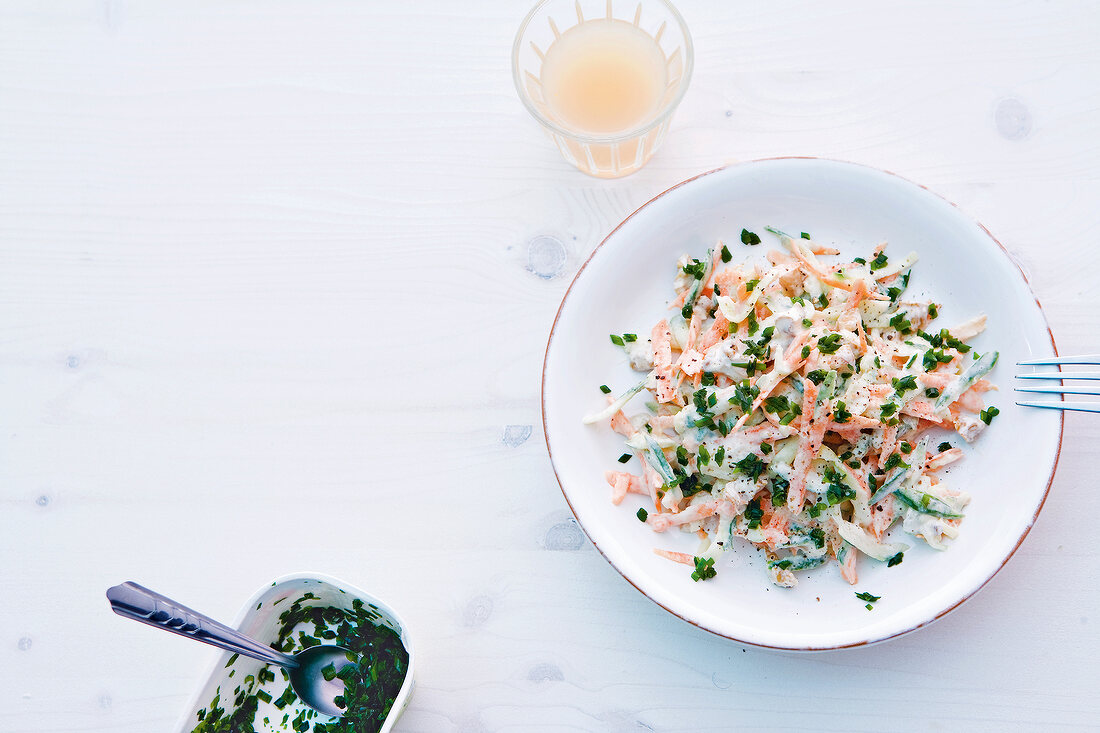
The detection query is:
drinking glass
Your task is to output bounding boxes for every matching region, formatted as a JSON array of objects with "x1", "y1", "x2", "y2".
[{"x1": 512, "y1": 0, "x2": 693, "y2": 178}]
